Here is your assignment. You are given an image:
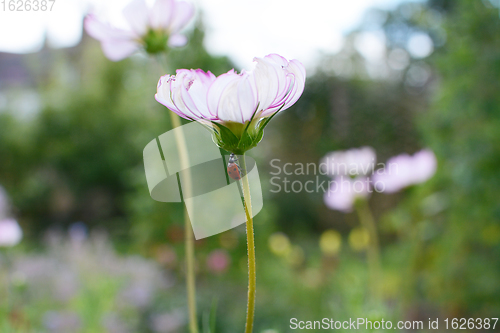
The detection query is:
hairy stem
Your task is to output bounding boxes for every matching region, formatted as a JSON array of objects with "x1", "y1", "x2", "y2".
[{"x1": 240, "y1": 154, "x2": 256, "y2": 333}]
